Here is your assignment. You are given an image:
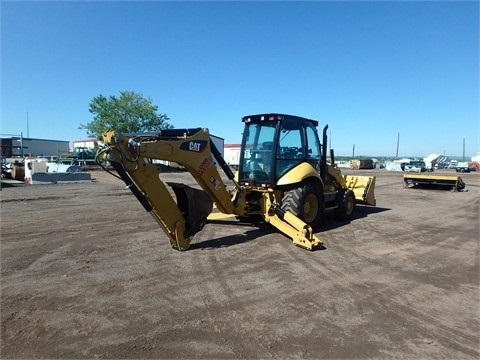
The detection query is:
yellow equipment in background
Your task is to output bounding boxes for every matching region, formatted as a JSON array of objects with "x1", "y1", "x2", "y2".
[{"x1": 404, "y1": 173, "x2": 466, "y2": 192}]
